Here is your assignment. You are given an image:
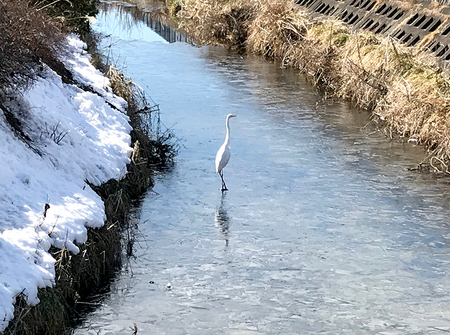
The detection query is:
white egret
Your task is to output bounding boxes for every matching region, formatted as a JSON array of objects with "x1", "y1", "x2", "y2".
[{"x1": 215, "y1": 114, "x2": 237, "y2": 192}]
